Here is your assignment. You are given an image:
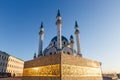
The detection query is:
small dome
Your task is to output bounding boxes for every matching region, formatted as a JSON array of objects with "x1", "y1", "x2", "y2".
[{"x1": 51, "y1": 36, "x2": 68, "y2": 42}]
